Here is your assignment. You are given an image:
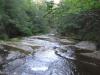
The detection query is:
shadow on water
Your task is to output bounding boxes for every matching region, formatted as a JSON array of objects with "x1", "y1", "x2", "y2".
[{"x1": 74, "y1": 54, "x2": 100, "y2": 75}]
